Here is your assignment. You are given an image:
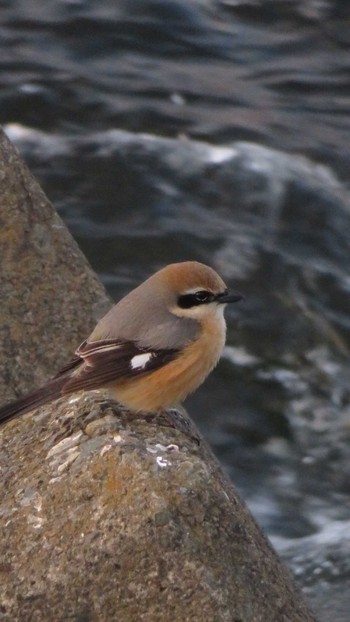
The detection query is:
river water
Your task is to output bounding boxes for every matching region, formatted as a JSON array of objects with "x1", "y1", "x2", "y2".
[{"x1": 1, "y1": 1, "x2": 350, "y2": 619}]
